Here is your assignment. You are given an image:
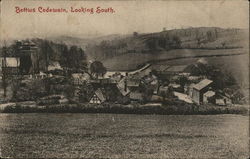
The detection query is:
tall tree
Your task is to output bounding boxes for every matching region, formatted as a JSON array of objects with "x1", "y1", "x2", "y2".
[
  {"x1": 40, "y1": 40, "x2": 53, "y2": 71},
  {"x1": 90, "y1": 61, "x2": 107, "y2": 79}
]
